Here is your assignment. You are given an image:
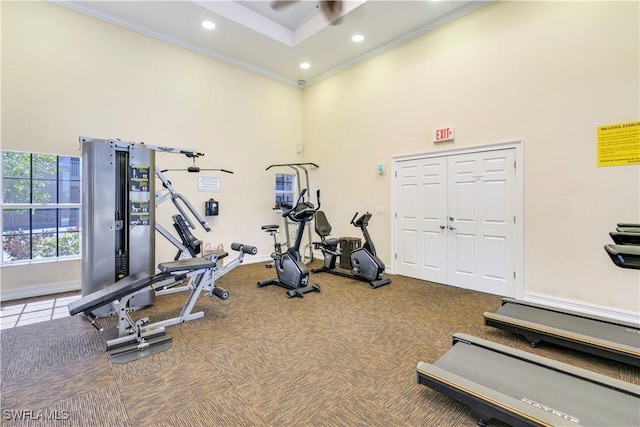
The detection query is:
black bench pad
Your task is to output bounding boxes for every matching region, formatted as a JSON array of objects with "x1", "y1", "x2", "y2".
[
  {"x1": 68, "y1": 272, "x2": 152, "y2": 316},
  {"x1": 158, "y1": 257, "x2": 218, "y2": 273}
]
